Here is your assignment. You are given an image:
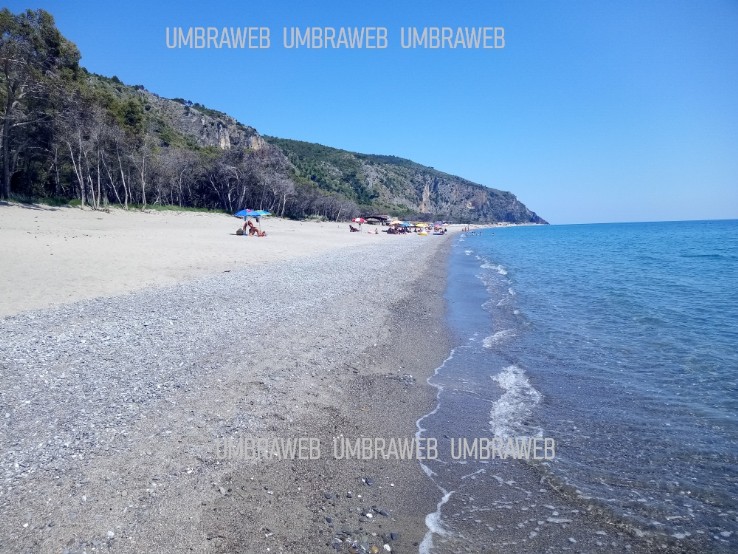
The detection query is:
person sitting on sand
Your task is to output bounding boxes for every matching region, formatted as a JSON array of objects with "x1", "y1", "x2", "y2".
[
  {"x1": 247, "y1": 220, "x2": 267, "y2": 237},
  {"x1": 349, "y1": 225, "x2": 360, "y2": 232}
]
